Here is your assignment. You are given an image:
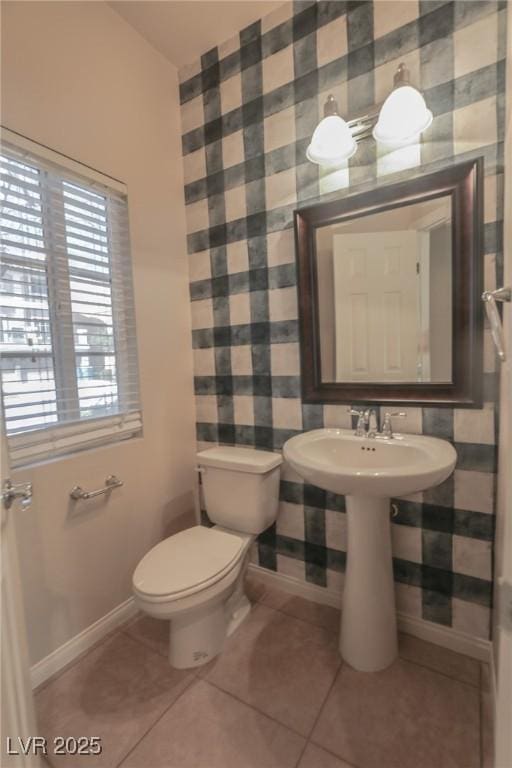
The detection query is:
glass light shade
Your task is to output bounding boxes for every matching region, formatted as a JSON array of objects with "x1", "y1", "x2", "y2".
[
  {"x1": 373, "y1": 85, "x2": 433, "y2": 147},
  {"x1": 306, "y1": 114, "x2": 357, "y2": 166}
]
